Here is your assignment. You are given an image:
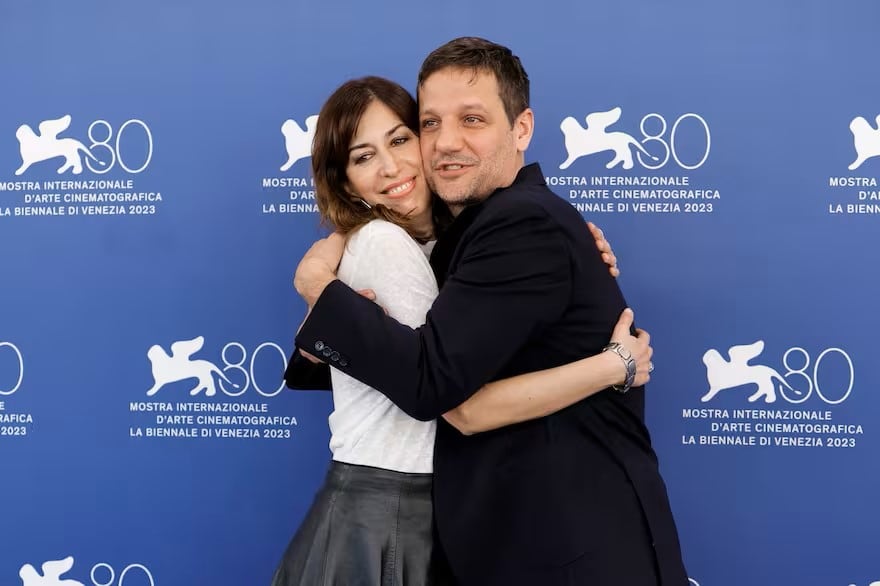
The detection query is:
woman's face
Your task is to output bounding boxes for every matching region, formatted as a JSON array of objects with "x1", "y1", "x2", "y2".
[{"x1": 345, "y1": 100, "x2": 432, "y2": 223}]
